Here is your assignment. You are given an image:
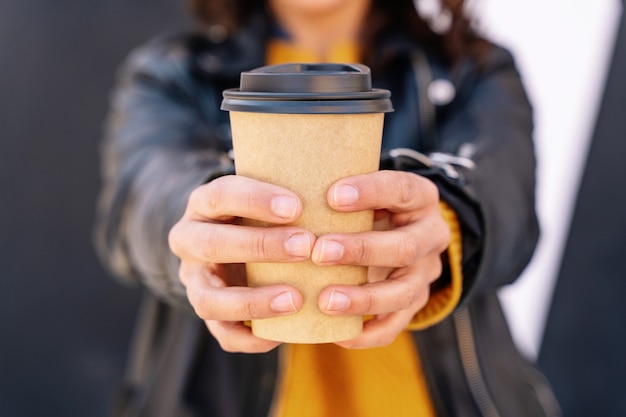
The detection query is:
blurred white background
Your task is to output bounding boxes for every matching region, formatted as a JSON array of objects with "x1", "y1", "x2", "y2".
[{"x1": 466, "y1": 0, "x2": 623, "y2": 359}]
